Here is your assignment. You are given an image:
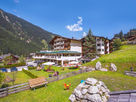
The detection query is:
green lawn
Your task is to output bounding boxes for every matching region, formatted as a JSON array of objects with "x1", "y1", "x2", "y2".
[
  {"x1": 4, "y1": 71, "x2": 31, "y2": 85},
  {"x1": 1, "y1": 45, "x2": 136, "y2": 102},
  {"x1": 1, "y1": 71, "x2": 136, "y2": 102},
  {"x1": 4, "y1": 66, "x2": 78, "y2": 86}
]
